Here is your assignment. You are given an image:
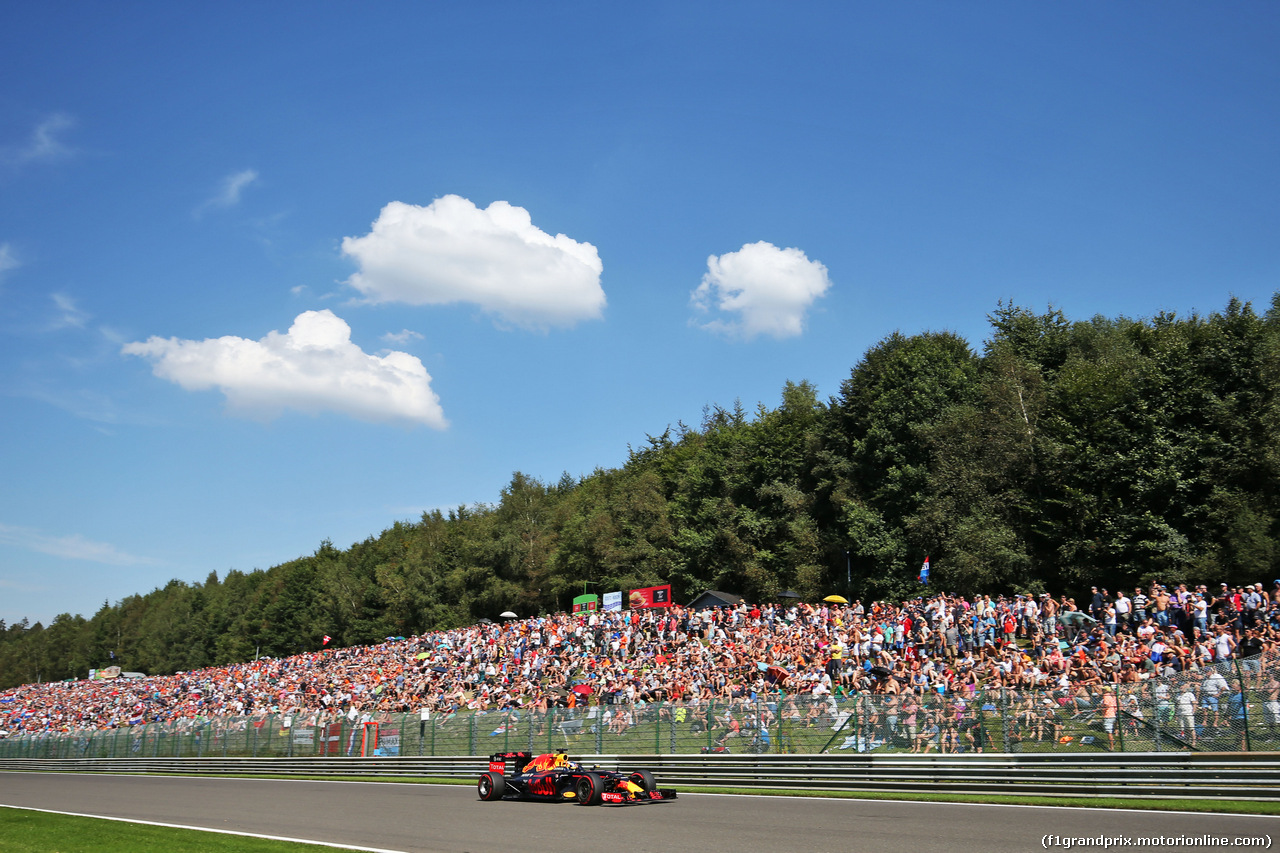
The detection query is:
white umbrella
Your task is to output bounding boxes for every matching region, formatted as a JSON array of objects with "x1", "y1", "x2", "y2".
[{"x1": 500, "y1": 611, "x2": 517, "y2": 619}]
